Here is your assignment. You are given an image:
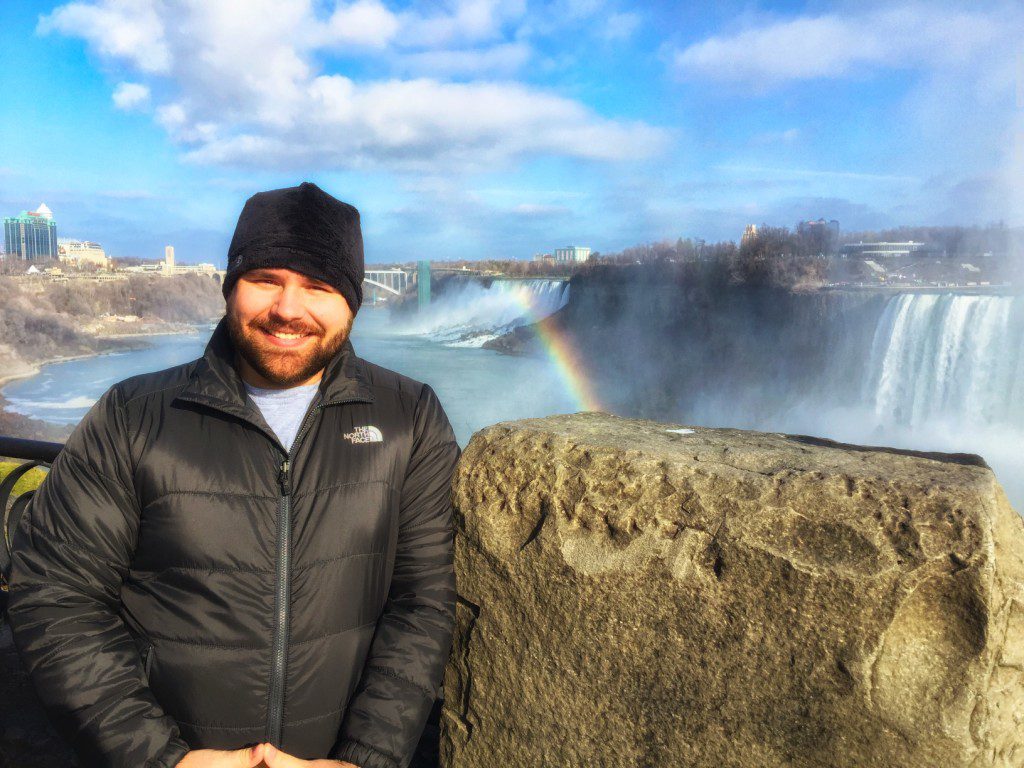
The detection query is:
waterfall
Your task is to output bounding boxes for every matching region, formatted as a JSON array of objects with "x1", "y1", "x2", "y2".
[
  {"x1": 861, "y1": 294, "x2": 1024, "y2": 429},
  {"x1": 393, "y1": 278, "x2": 570, "y2": 346}
]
